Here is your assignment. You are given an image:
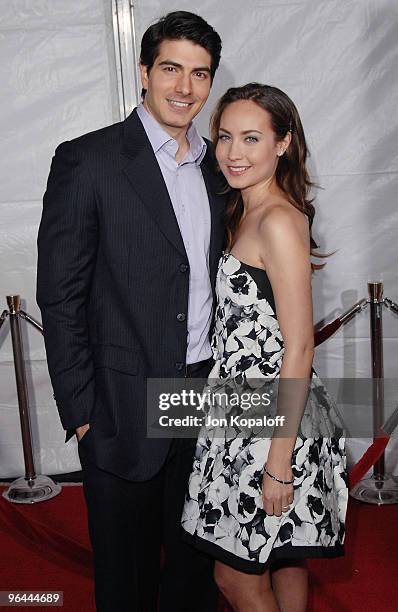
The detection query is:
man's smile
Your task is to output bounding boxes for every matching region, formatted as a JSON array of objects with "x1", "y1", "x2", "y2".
[{"x1": 167, "y1": 98, "x2": 195, "y2": 110}]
